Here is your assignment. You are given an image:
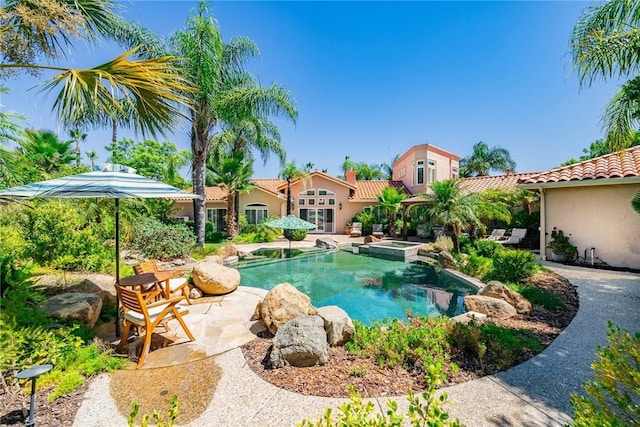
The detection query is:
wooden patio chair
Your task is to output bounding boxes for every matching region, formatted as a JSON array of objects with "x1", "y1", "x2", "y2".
[
  {"x1": 350, "y1": 222, "x2": 363, "y2": 237},
  {"x1": 115, "y1": 285, "x2": 195, "y2": 368},
  {"x1": 134, "y1": 260, "x2": 191, "y2": 304}
]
